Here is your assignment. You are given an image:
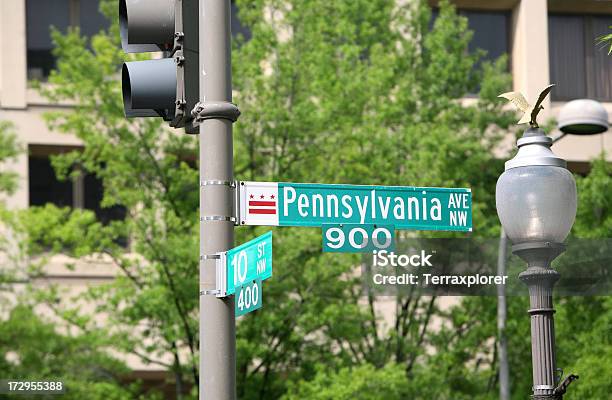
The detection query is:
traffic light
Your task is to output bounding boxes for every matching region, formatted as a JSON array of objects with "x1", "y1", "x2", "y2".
[{"x1": 119, "y1": 0, "x2": 199, "y2": 133}]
